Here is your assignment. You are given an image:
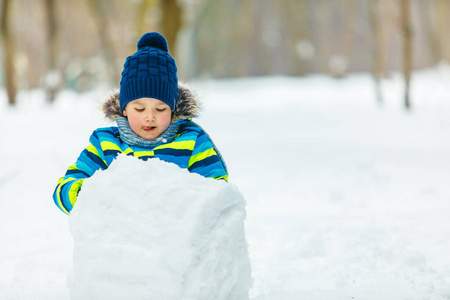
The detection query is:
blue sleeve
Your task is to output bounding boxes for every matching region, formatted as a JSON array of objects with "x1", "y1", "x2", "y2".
[
  {"x1": 187, "y1": 130, "x2": 228, "y2": 181},
  {"x1": 52, "y1": 130, "x2": 109, "y2": 214}
]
